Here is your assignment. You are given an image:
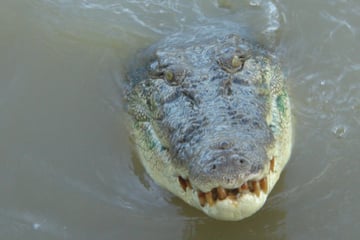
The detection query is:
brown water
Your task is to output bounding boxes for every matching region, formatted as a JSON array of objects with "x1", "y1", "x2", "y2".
[{"x1": 1, "y1": 0, "x2": 359, "y2": 239}]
